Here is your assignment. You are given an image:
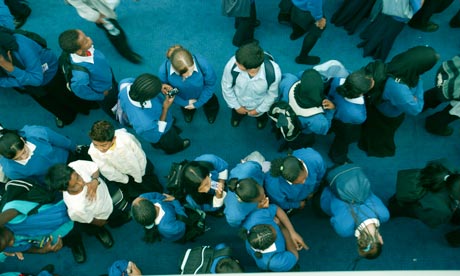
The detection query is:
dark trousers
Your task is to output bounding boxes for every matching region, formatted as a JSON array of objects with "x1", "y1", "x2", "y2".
[
  {"x1": 96, "y1": 18, "x2": 139, "y2": 61},
  {"x1": 4, "y1": 0, "x2": 30, "y2": 20},
  {"x1": 329, "y1": 119, "x2": 361, "y2": 164},
  {"x1": 231, "y1": 108, "x2": 268, "y2": 124},
  {"x1": 409, "y1": 0, "x2": 454, "y2": 26},
  {"x1": 98, "y1": 74, "x2": 119, "y2": 119},
  {"x1": 278, "y1": 0, "x2": 293, "y2": 15},
  {"x1": 114, "y1": 159, "x2": 164, "y2": 201},
  {"x1": 233, "y1": 2, "x2": 257, "y2": 47},
  {"x1": 424, "y1": 86, "x2": 458, "y2": 133},
  {"x1": 153, "y1": 126, "x2": 185, "y2": 154},
  {"x1": 291, "y1": 7, "x2": 324, "y2": 57},
  {"x1": 181, "y1": 93, "x2": 220, "y2": 121},
  {"x1": 24, "y1": 70, "x2": 96, "y2": 125}
]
